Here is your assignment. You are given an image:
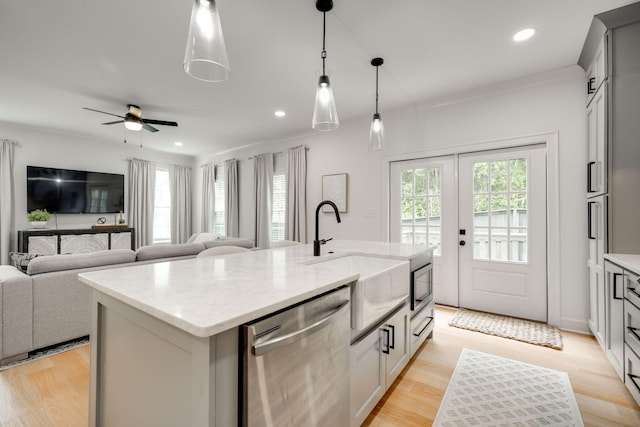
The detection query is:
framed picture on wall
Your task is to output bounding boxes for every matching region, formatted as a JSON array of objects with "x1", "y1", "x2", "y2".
[{"x1": 322, "y1": 173, "x2": 348, "y2": 213}]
